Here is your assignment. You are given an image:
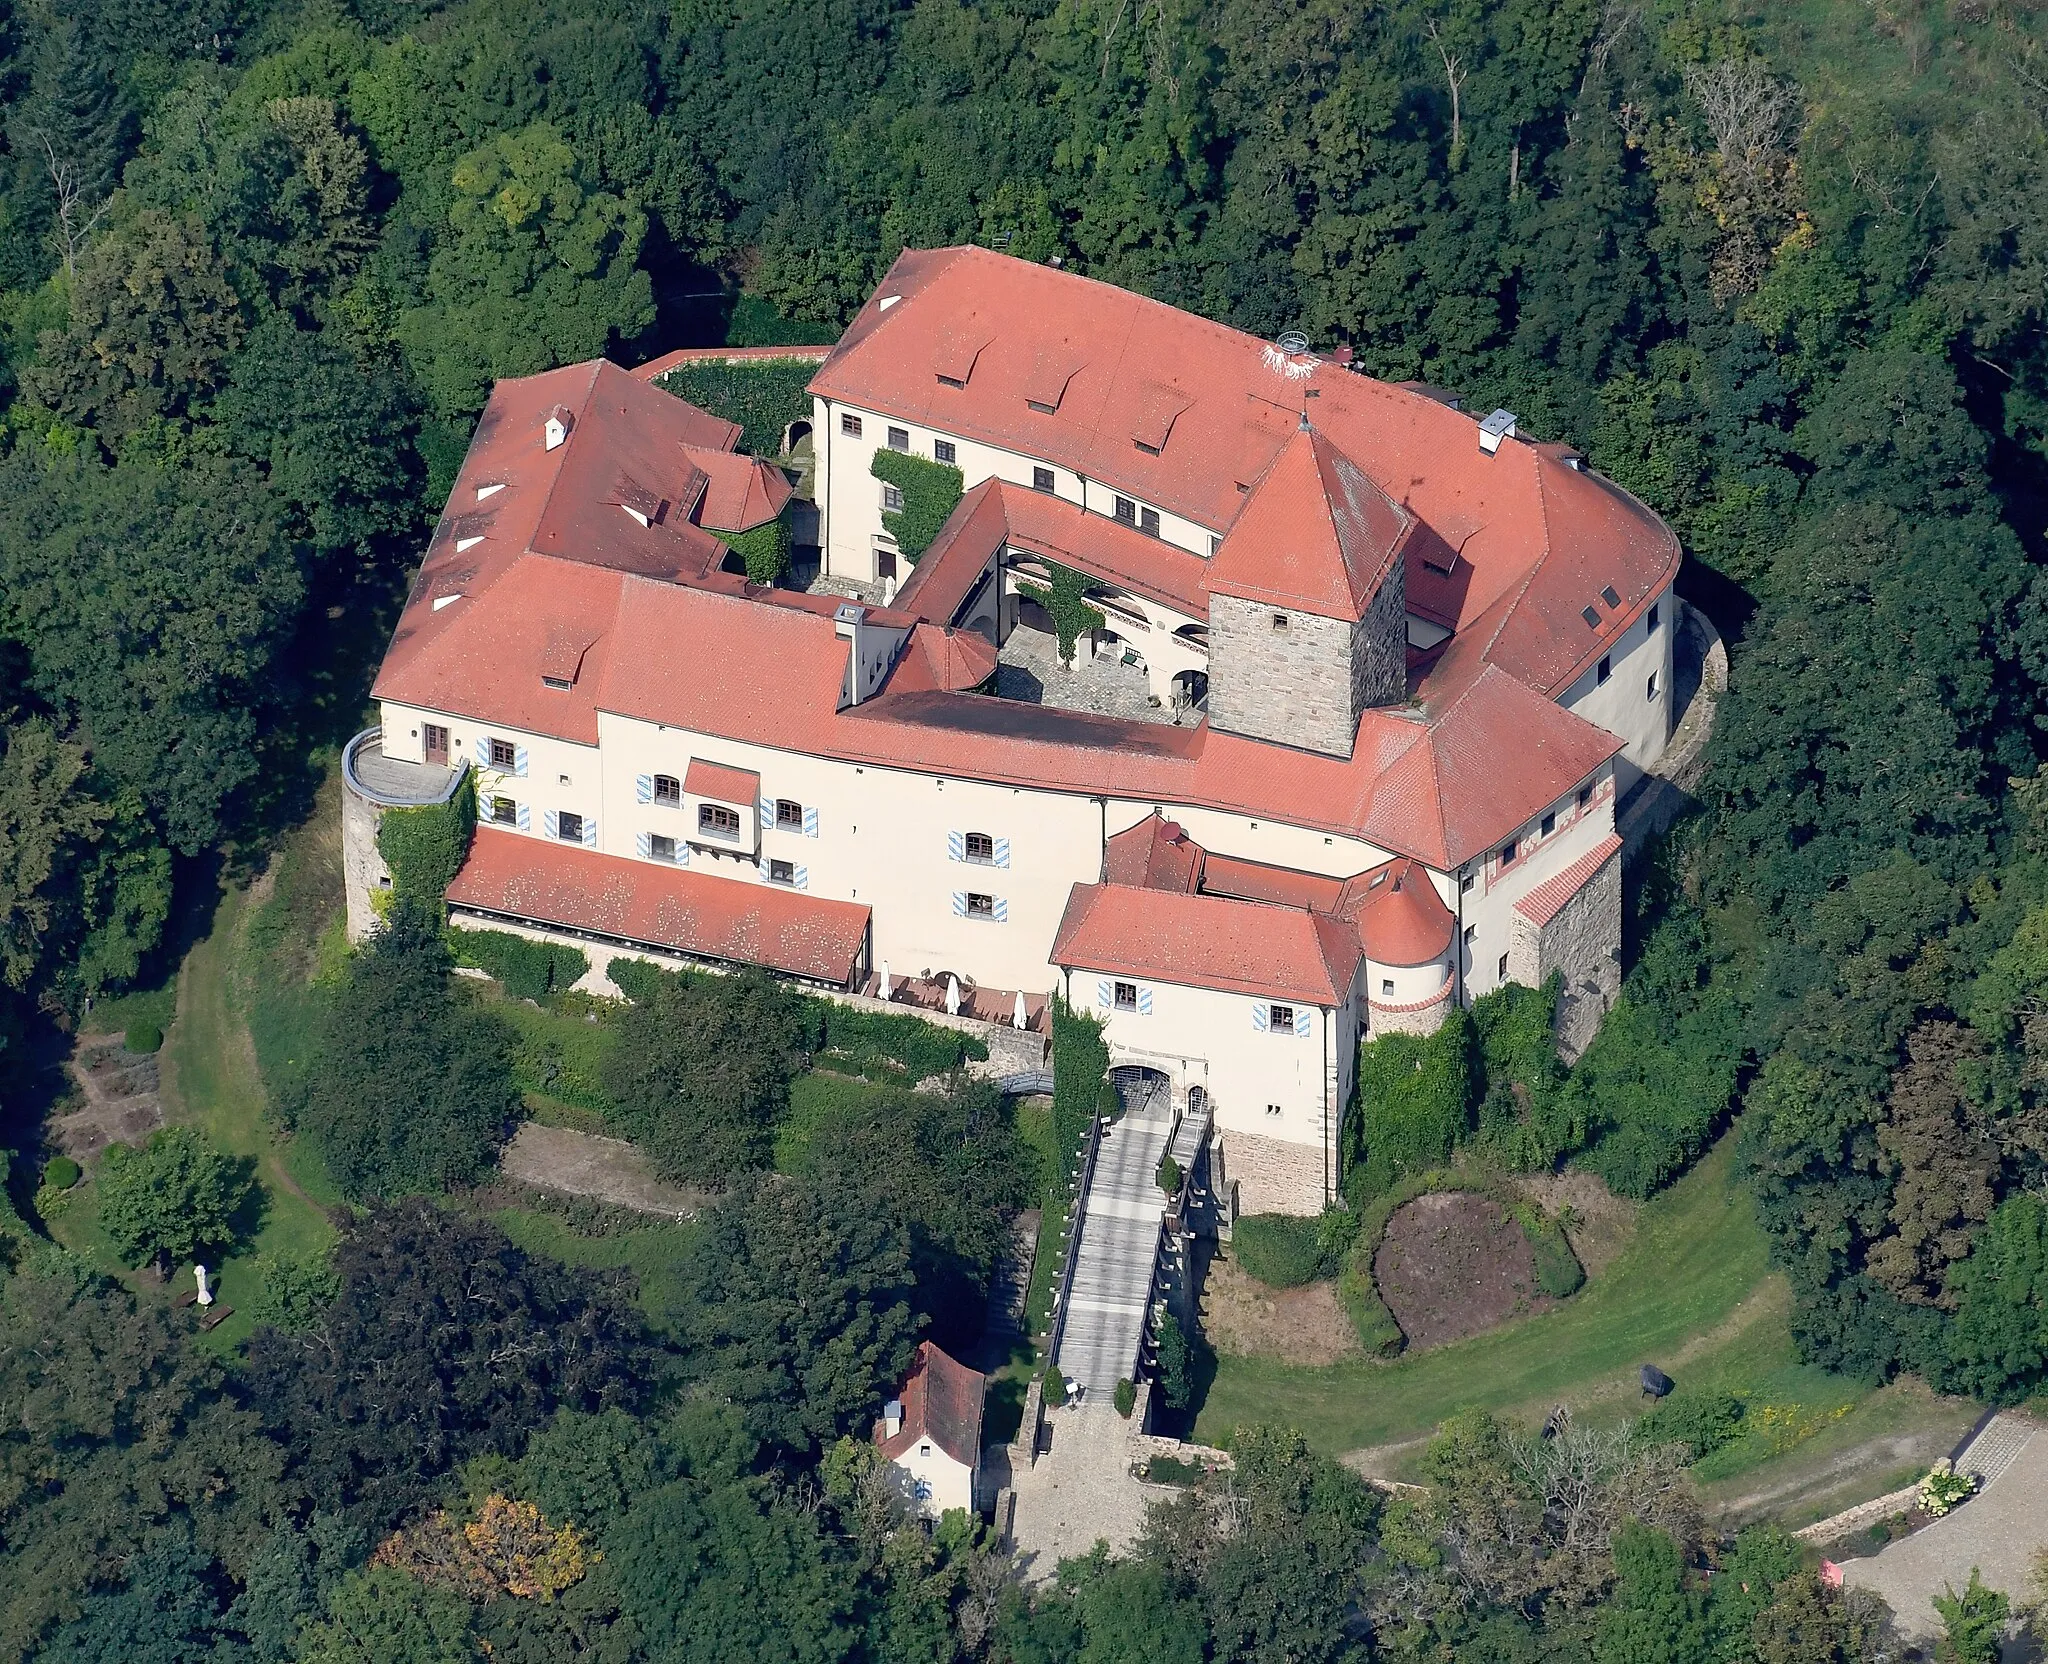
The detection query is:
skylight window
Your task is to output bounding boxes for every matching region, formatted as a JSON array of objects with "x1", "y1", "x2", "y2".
[{"x1": 1601, "y1": 585, "x2": 1621, "y2": 608}]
